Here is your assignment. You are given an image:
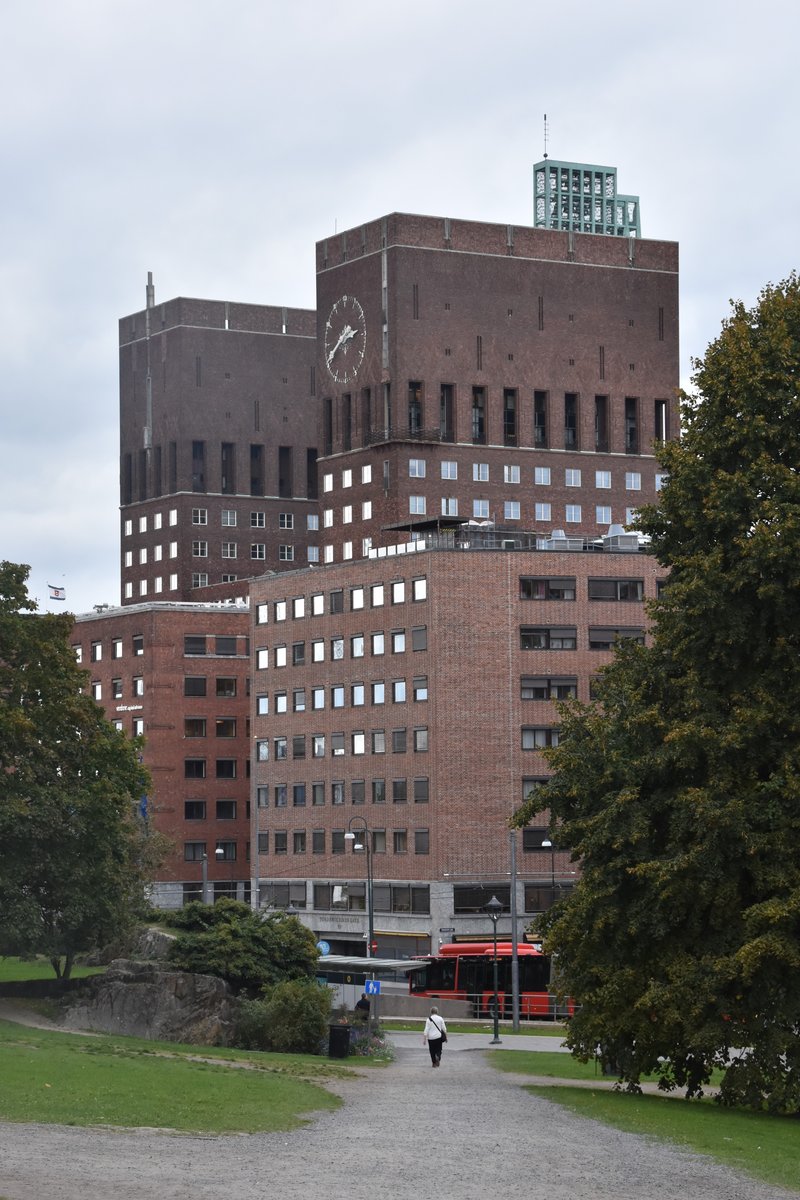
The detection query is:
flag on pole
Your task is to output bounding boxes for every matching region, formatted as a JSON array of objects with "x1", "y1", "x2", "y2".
[{"x1": 48, "y1": 584, "x2": 66, "y2": 601}]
